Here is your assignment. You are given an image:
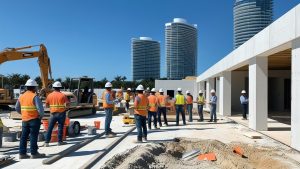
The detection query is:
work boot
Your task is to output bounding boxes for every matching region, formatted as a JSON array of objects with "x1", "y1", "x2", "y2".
[
  {"x1": 165, "y1": 123, "x2": 169, "y2": 126},
  {"x1": 214, "y1": 119, "x2": 217, "y2": 123},
  {"x1": 57, "y1": 142, "x2": 67, "y2": 146},
  {"x1": 19, "y1": 154, "x2": 30, "y2": 159},
  {"x1": 31, "y1": 152, "x2": 46, "y2": 159},
  {"x1": 44, "y1": 142, "x2": 49, "y2": 147},
  {"x1": 109, "y1": 131, "x2": 117, "y2": 136},
  {"x1": 137, "y1": 137, "x2": 143, "y2": 143},
  {"x1": 208, "y1": 120, "x2": 213, "y2": 122},
  {"x1": 143, "y1": 137, "x2": 147, "y2": 142}
]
